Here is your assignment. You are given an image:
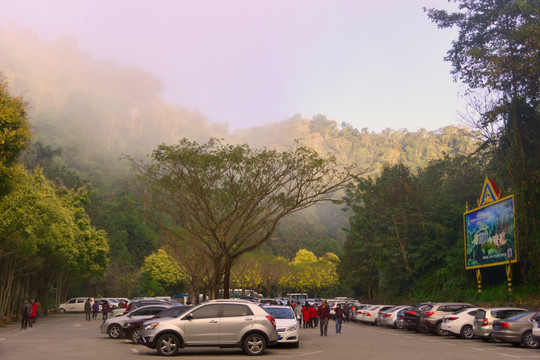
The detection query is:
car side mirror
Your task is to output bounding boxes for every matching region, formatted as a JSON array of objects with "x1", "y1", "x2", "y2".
[{"x1": 184, "y1": 313, "x2": 193, "y2": 320}]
